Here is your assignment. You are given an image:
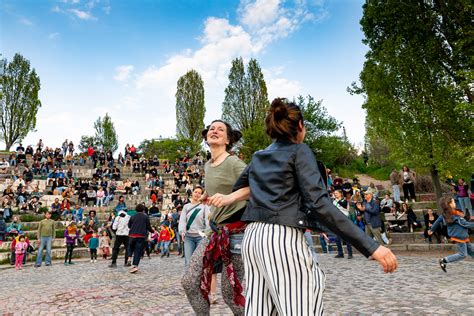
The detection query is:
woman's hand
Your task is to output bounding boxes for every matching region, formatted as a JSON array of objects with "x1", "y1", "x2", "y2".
[
  {"x1": 208, "y1": 193, "x2": 234, "y2": 208},
  {"x1": 370, "y1": 246, "x2": 398, "y2": 273}
]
